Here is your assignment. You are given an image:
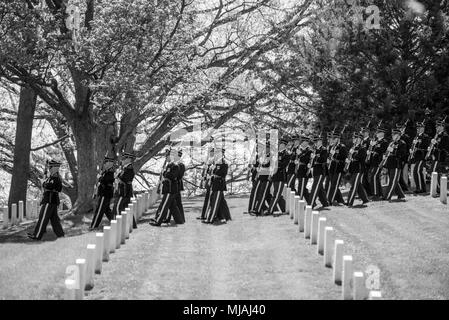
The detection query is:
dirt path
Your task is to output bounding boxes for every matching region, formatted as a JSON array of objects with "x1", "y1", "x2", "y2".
[{"x1": 85, "y1": 196, "x2": 341, "y2": 300}]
